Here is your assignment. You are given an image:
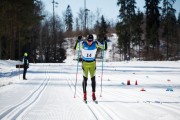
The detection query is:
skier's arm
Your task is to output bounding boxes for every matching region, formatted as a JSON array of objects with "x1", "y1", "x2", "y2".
[
  {"x1": 27, "y1": 58, "x2": 29, "y2": 68},
  {"x1": 96, "y1": 40, "x2": 107, "y2": 50},
  {"x1": 22, "y1": 57, "x2": 25, "y2": 64},
  {"x1": 74, "y1": 41, "x2": 78, "y2": 50},
  {"x1": 74, "y1": 35, "x2": 83, "y2": 50},
  {"x1": 74, "y1": 41, "x2": 83, "y2": 50}
]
